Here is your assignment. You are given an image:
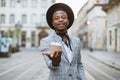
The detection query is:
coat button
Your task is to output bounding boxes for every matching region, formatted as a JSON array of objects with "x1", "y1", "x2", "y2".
[{"x1": 69, "y1": 74, "x2": 72, "y2": 76}]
